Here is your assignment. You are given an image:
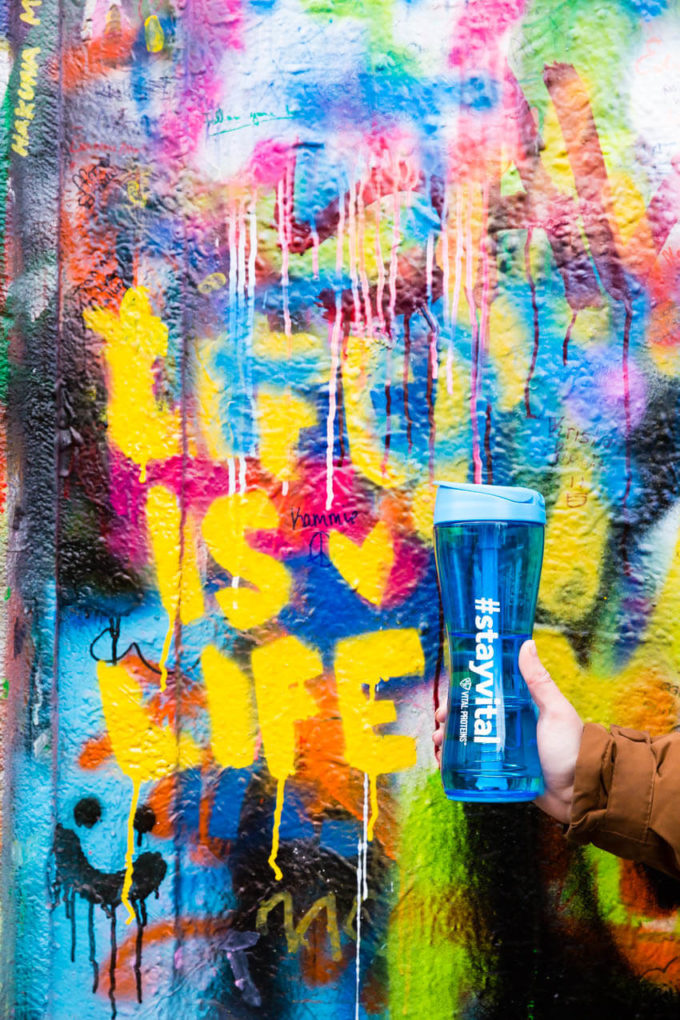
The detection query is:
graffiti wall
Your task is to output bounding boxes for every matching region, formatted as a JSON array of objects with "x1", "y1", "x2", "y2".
[{"x1": 4, "y1": 0, "x2": 680, "y2": 1015}]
